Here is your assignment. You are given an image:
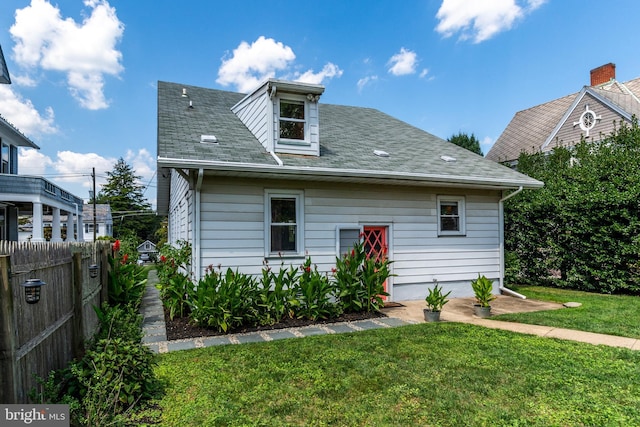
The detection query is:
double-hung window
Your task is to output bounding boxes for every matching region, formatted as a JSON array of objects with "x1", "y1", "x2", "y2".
[
  {"x1": 279, "y1": 99, "x2": 306, "y2": 143},
  {"x1": 437, "y1": 195, "x2": 465, "y2": 236},
  {"x1": 266, "y1": 190, "x2": 304, "y2": 256}
]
